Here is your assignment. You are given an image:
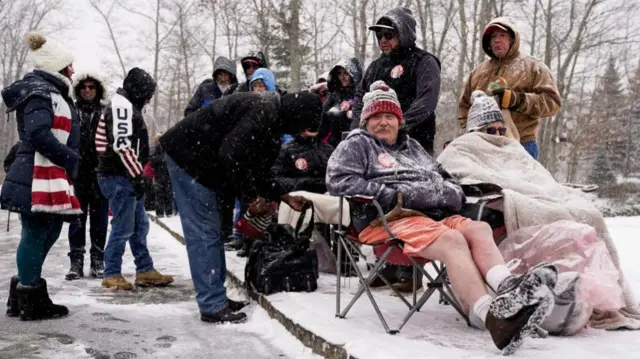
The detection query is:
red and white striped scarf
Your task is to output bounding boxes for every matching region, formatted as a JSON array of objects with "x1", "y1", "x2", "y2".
[{"x1": 31, "y1": 92, "x2": 82, "y2": 215}]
